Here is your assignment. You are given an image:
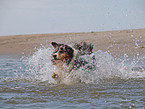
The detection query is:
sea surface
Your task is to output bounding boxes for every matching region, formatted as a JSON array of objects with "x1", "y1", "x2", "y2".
[{"x1": 0, "y1": 47, "x2": 145, "y2": 109}]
